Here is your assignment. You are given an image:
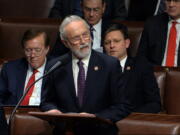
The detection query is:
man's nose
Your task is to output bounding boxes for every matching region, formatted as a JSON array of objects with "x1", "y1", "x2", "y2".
[
  {"x1": 90, "y1": 10, "x2": 95, "y2": 16},
  {"x1": 110, "y1": 41, "x2": 115, "y2": 48}
]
